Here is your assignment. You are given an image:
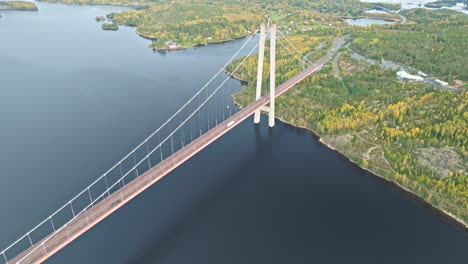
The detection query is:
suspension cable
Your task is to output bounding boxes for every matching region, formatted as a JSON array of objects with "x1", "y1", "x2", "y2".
[
  {"x1": 277, "y1": 38, "x2": 306, "y2": 65},
  {"x1": 147, "y1": 42, "x2": 259, "y2": 157},
  {"x1": 278, "y1": 30, "x2": 315, "y2": 67},
  {"x1": 1, "y1": 27, "x2": 260, "y2": 261},
  {"x1": 14, "y1": 40, "x2": 260, "y2": 264}
]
